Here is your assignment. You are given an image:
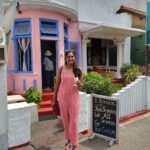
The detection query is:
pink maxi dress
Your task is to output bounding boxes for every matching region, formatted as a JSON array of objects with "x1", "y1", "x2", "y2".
[{"x1": 57, "y1": 69, "x2": 80, "y2": 146}]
